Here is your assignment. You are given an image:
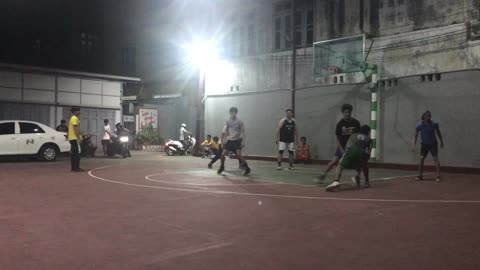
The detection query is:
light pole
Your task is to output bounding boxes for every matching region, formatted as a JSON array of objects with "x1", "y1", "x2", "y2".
[{"x1": 184, "y1": 41, "x2": 218, "y2": 148}]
